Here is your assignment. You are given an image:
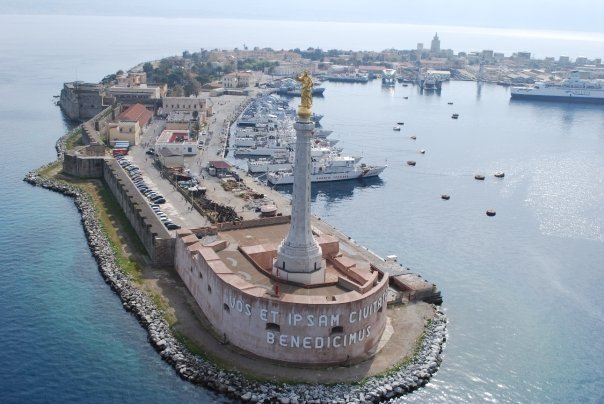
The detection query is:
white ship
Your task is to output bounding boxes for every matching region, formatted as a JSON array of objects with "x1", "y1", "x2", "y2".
[
  {"x1": 510, "y1": 70, "x2": 604, "y2": 103},
  {"x1": 247, "y1": 144, "x2": 350, "y2": 174},
  {"x1": 267, "y1": 155, "x2": 386, "y2": 185}
]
